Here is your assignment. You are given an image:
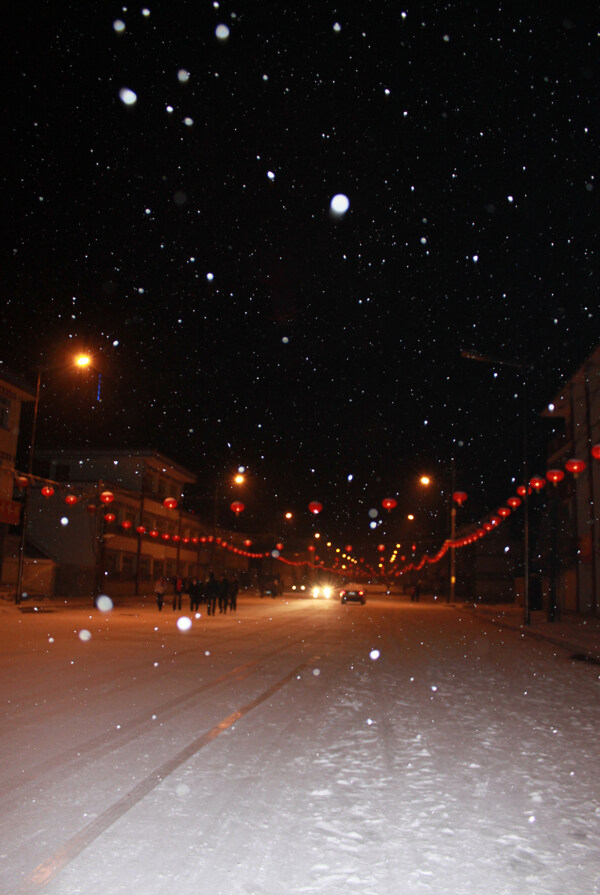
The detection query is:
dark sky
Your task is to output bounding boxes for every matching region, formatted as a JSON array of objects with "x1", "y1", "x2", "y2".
[{"x1": 4, "y1": 2, "x2": 598, "y2": 553}]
